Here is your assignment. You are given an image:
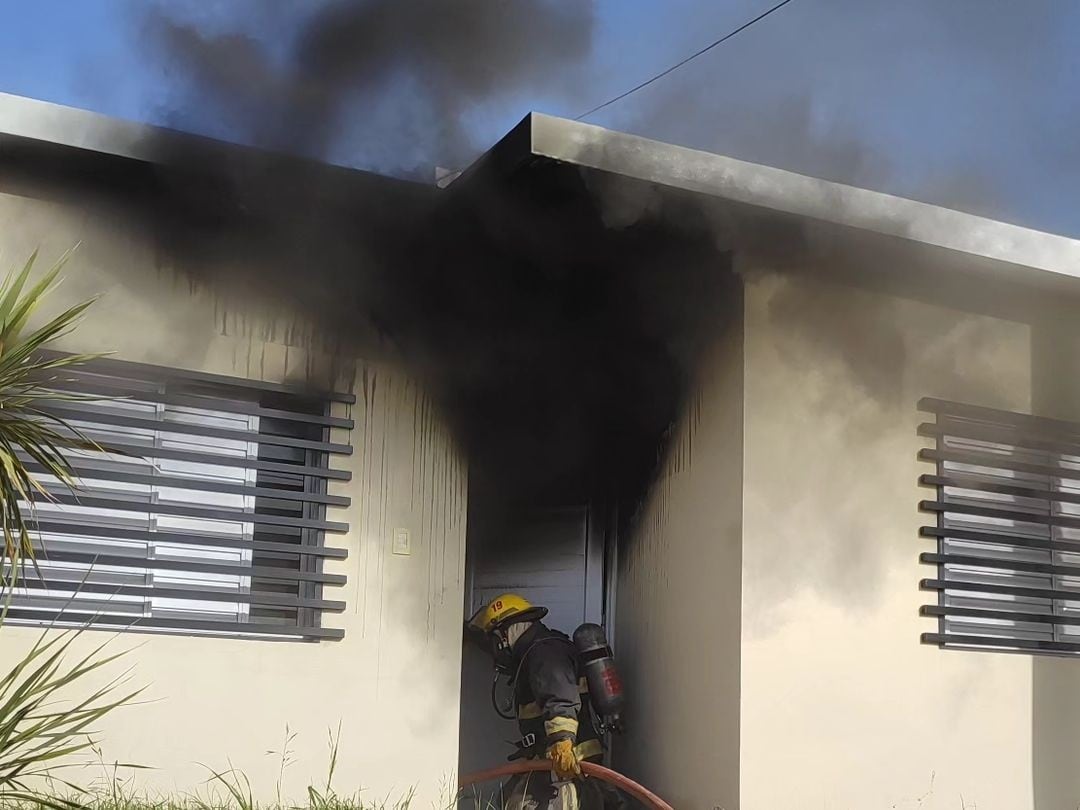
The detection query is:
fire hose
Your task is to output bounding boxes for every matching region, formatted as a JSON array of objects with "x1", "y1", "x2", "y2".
[{"x1": 459, "y1": 760, "x2": 674, "y2": 810}]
